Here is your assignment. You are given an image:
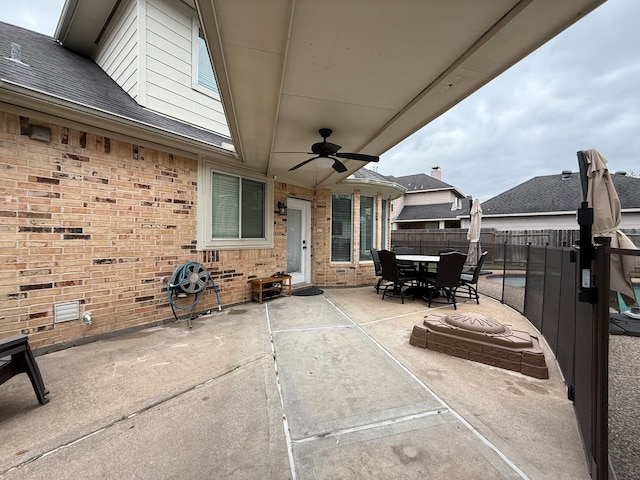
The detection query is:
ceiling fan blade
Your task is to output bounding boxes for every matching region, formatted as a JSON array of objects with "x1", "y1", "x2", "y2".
[
  {"x1": 335, "y1": 152, "x2": 380, "y2": 162},
  {"x1": 288, "y1": 157, "x2": 319, "y2": 171},
  {"x1": 332, "y1": 159, "x2": 348, "y2": 173}
]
